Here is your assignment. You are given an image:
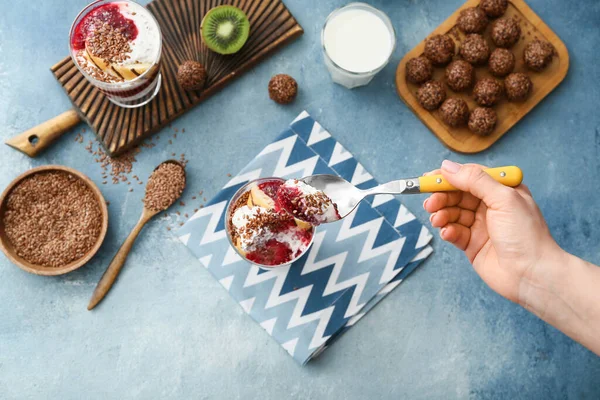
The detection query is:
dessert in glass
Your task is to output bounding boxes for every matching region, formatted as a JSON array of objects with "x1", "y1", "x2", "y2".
[
  {"x1": 226, "y1": 178, "x2": 315, "y2": 268},
  {"x1": 69, "y1": 0, "x2": 162, "y2": 108},
  {"x1": 321, "y1": 3, "x2": 396, "y2": 89}
]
